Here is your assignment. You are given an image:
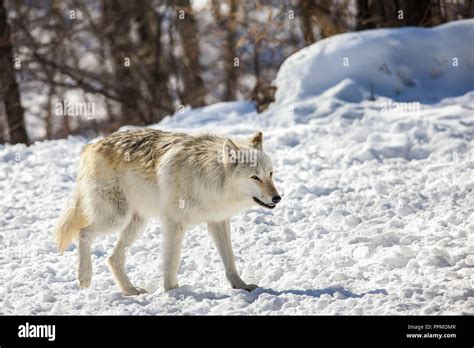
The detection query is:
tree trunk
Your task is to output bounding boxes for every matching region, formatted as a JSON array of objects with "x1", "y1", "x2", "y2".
[
  {"x1": 151, "y1": 8, "x2": 173, "y2": 120},
  {"x1": 356, "y1": 0, "x2": 370, "y2": 30},
  {"x1": 0, "y1": 99, "x2": 5, "y2": 143},
  {"x1": 356, "y1": 0, "x2": 433, "y2": 29},
  {"x1": 399, "y1": 0, "x2": 431, "y2": 26},
  {"x1": 427, "y1": 0, "x2": 445, "y2": 26},
  {"x1": 0, "y1": 0, "x2": 28, "y2": 144},
  {"x1": 133, "y1": 1, "x2": 173, "y2": 123},
  {"x1": 312, "y1": 0, "x2": 345, "y2": 38},
  {"x1": 300, "y1": 0, "x2": 315, "y2": 45},
  {"x1": 224, "y1": 0, "x2": 238, "y2": 101},
  {"x1": 103, "y1": 0, "x2": 144, "y2": 126},
  {"x1": 175, "y1": 0, "x2": 207, "y2": 107},
  {"x1": 45, "y1": 82, "x2": 54, "y2": 139},
  {"x1": 167, "y1": 13, "x2": 184, "y2": 105}
]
